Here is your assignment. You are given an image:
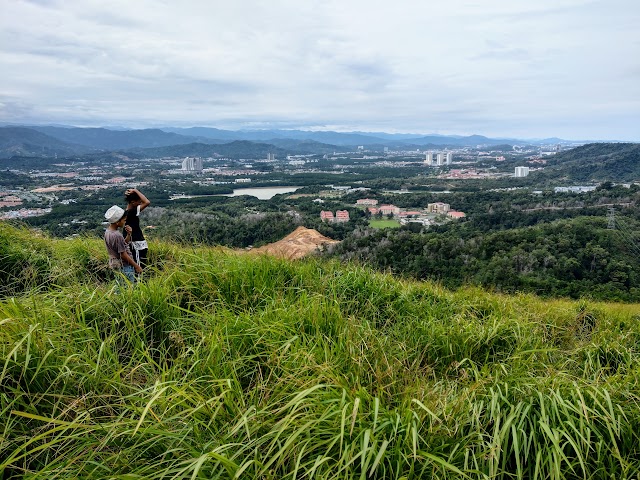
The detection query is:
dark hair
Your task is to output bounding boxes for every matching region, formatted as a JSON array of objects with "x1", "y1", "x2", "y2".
[{"x1": 125, "y1": 191, "x2": 141, "y2": 202}]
